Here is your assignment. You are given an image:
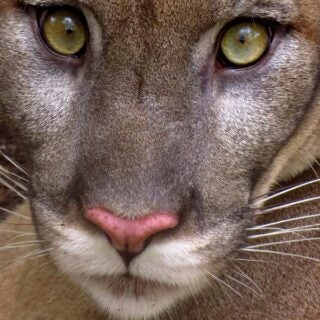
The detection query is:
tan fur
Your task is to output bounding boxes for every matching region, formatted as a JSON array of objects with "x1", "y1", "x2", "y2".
[
  {"x1": 0, "y1": 204, "x2": 103, "y2": 320},
  {"x1": 1, "y1": 0, "x2": 320, "y2": 319},
  {"x1": 2, "y1": 169, "x2": 320, "y2": 320}
]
